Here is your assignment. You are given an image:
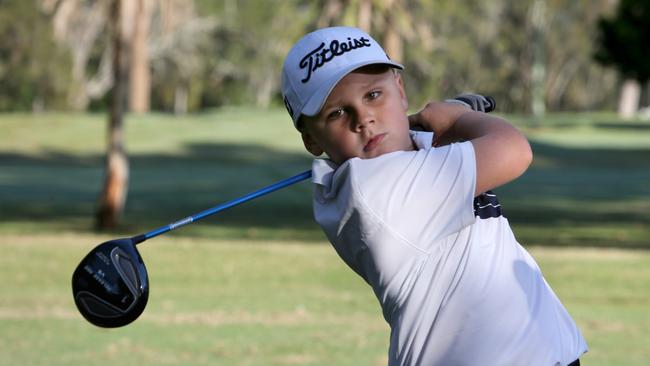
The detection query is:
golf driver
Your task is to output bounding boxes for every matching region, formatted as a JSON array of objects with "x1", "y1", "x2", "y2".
[
  {"x1": 72, "y1": 95, "x2": 495, "y2": 328},
  {"x1": 72, "y1": 170, "x2": 312, "y2": 328}
]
